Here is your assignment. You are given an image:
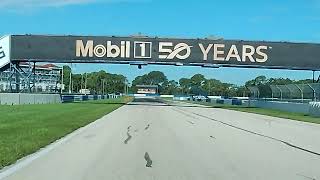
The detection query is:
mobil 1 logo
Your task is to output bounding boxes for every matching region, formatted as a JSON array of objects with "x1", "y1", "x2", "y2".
[{"x1": 134, "y1": 41, "x2": 152, "y2": 58}]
